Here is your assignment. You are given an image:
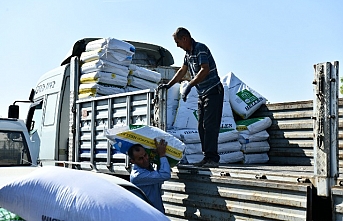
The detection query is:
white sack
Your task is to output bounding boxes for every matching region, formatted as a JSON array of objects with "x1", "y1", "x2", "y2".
[
  {"x1": 236, "y1": 117, "x2": 272, "y2": 134},
  {"x1": 185, "y1": 141, "x2": 241, "y2": 155},
  {"x1": 241, "y1": 141, "x2": 270, "y2": 153},
  {"x1": 81, "y1": 49, "x2": 132, "y2": 66},
  {"x1": 185, "y1": 153, "x2": 204, "y2": 164},
  {"x1": 222, "y1": 101, "x2": 234, "y2": 118},
  {"x1": 80, "y1": 71, "x2": 127, "y2": 88},
  {"x1": 184, "y1": 151, "x2": 244, "y2": 164},
  {"x1": 105, "y1": 125, "x2": 186, "y2": 167},
  {"x1": 86, "y1": 38, "x2": 135, "y2": 56},
  {"x1": 127, "y1": 76, "x2": 158, "y2": 90},
  {"x1": 184, "y1": 143, "x2": 202, "y2": 154},
  {"x1": 129, "y1": 64, "x2": 162, "y2": 83},
  {"x1": 173, "y1": 106, "x2": 198, "y2": 129},
  {"x1": 124, "y1": 86, "x2": 141, "y2": 92},
  {"x1": 222, "y1": 84, "x2": 230, "y2": 102},
  {"x1": 81, "y1": 59, "x2": 130, "y2": 77},
  {"x1": 218, "y1": 140, "x2": 242, "y2": 153},
  {"x1": 167, "y1": 105, "x2": 178, "y2": 130},
  {"x1": 238, "y1": 130, "x2": 269, "y2": 144},
  {"x1": 222, "y1": 72, "x2": 267, "y2": 119},
  {"x1": 166, "y1": 83, "x2": 180, "y2": 129},
  {"x1": 0, "y1": 166, "x2": 168, "y2": 221},
  {"x1": 167, "y1": 129, "x2": 200, "y2": 144},
  {"x1": 219, "y1": 151, "x2": 244, "y2": 163},
  {"x1": 79, "y1": 83, "x2": 125, "y2": 97},
  {"x1": 169, "y1": 128, "x2": 239, "y2": 144},
  {"x1": 218, "y1": 129, "x2": 240, "y2": 143},
  {"x1": 243, "y1": 153, "x2": 269, "y2": 164}
]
